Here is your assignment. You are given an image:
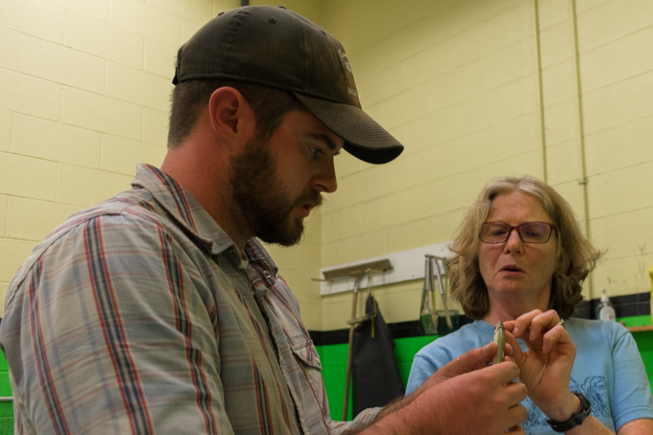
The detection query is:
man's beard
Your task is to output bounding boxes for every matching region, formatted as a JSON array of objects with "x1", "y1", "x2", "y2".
[{"x1": 228, "y1": 134, "x2": 322, "y2": 246}]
